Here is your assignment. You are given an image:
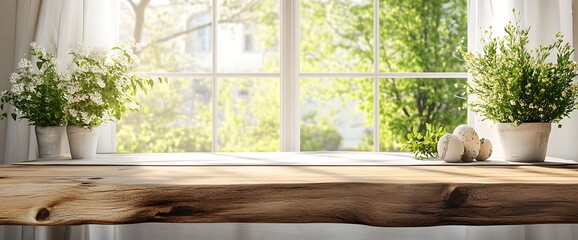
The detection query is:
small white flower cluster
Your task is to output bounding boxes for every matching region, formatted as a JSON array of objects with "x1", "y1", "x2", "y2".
[
  {"x1": 17, "y1": 58, "x2": 32, "y2": 69},
  {"x1": 8, "y1": 45, "x2": 49, "y2": 96},
  {"x1": 79, "y1": 111, "x2": 97, "y2": 126},
  {"x1": 61, "y1": 41, "x2": 159, "y2": 128},
  {"x1": 70, "y1": 42, "x2": 89, "y2": 57},
  {"x1": 0, "y1": 42, "x2": 68, "y2": 126},
  {"x1": 2, "y1": 41, "x2": 159, "y2": 128},
  {"x1": 89, "y1": 92, "x2": 103, "y2": 105},
  {"x1": 95, "y1": 77, "x2": 106, "y2": 88}
]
